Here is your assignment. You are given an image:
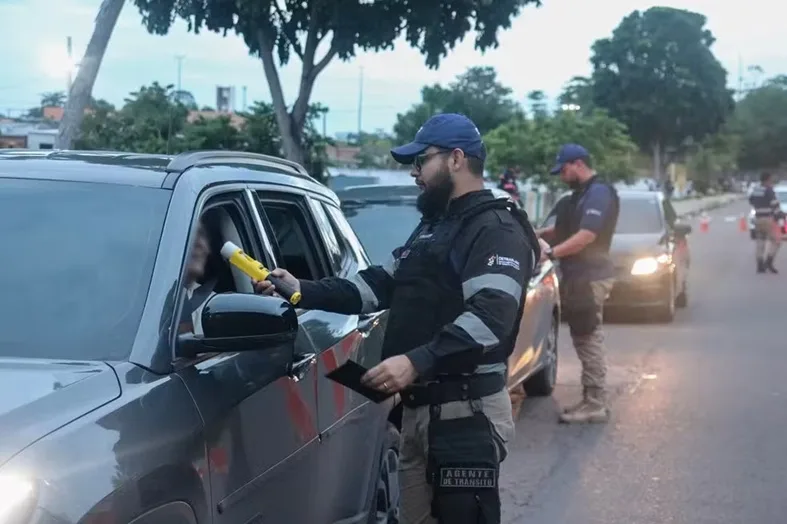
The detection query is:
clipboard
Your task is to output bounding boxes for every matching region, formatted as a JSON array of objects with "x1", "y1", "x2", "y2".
[{"x1": 325, "y1": 359, "x2": 393, "y2": 403}]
